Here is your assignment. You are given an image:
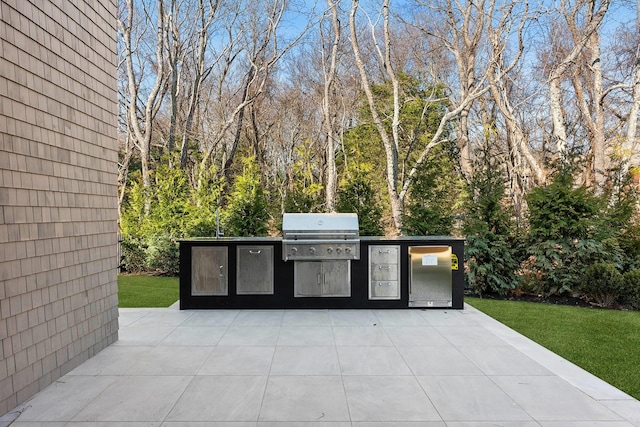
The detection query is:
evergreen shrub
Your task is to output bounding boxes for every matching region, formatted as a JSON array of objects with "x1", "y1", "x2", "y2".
[
  {"x1": 621, "y1": 269, "x2": 640, "y2": 310},
  {"x1": 119, "y1": 158, "x2": 222, "y2": 274},
  {"x1": 463, "y1": 154, "x2": 519, "y2": 296},
  {"x1": 223, "y1": 157, "x2": 270, "y2": 237},
  {"x1": 402, "y1": 143, "x2": 463, "y2": 236},
  {"x1": 581, "y1": 262, "x2": 623, "y2": 308},
  {"x1": 145, "y1": 233, "x2": 180, "y2": 275},
  {"x1": 524, "y1": 169, "x2": 623, "y2": 296},
  {"x1": 119, "y1": 236, "x2": 147, "y2": 273},
  {"x1": 336, "y1": 168, "x2": 384, "y2": 236}
]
